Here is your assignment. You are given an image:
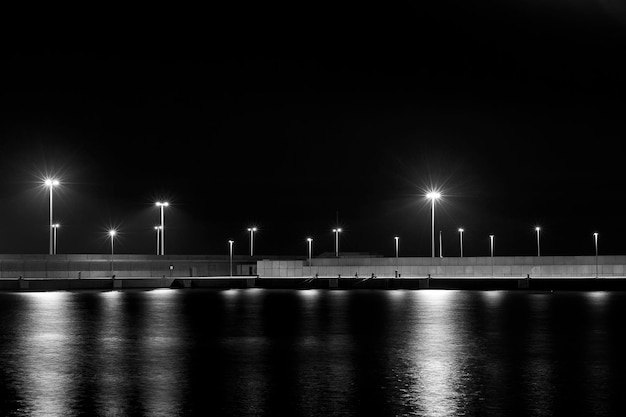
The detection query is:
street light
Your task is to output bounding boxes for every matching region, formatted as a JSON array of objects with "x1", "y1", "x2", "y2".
[
  {"x1": 489, "y1": 234, "x2": 495, "y2": 278},
  {"x1": 154, "y1": 226, "x2": 162, "y2": 255},
  {"x1": 109, "y1": 229, "x2": 117, "y2": 254},
  {"x1": 426, "y1": 191, "x2": 441, "y2": 257},
  {"x1": 439, "y1": 230, "x2": 443, "y2": 258},
  {"x1": 458, "y1": 228, "x2": 464, "y2": 257},
  {"x1": 307, "y1": 237, "x2": 313, "y2": 266},
  {"x1": 109, "y1": 229, "x2": 117, "y2": 277},
  {"x1": 394, "y1": 236, "x2": 399, "y2": 259},
  {"x1": 228, "y1": 240, "x2": 234, "y2": 277},
  {"x1": 248, "y1": 227, "x2": 257, "y2": 256},
  {"x1": 535, "y1": 226, "x2": 541, "y2": 257},
  {"x1": 44, "y1": 178, "x2": 60, "y2": 255},
  {"x1": 52, "y1": 224, "x2": 60, "y2": 255},
  {"x1": 594, "y1": 232, "x2": 599, "y2": 278},
  {"x1": 332, "y1": 228, "x2": 342, "y2": 257},
  {"x1": 155, "y1": 202, "x2": 169, "y2": 255}
]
